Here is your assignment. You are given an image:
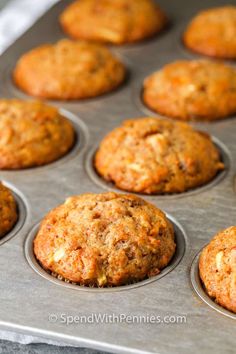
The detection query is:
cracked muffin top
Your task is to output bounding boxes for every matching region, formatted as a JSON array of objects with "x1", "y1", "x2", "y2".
[
  {"x1": 95, "y1": 117, "x2": 224, "y2": 194},
  {"x1": 183, "y1": 6, "x2": 236, "y2": 59},
  {"x1": 143, "y1": 60, "x2": 236, "y2": 121},
  {"x1": 13, "y1": 39, "x2": 126, "y2": 100},
  {"x1": 0, "y1": 182, "x2": 18, "y2": 238},
  {"x1": 0, "y1": 99, "x2": 75, "y2": 169},
  {"x1": 34, "y1": 192, "x2": 175, "y2": 287},
  {"x1": 199, "y1": 226, "x2": 236, "y2": 314},
  {"x1": 60, "y1": 0, "x2": 167, "y2": 44}
]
